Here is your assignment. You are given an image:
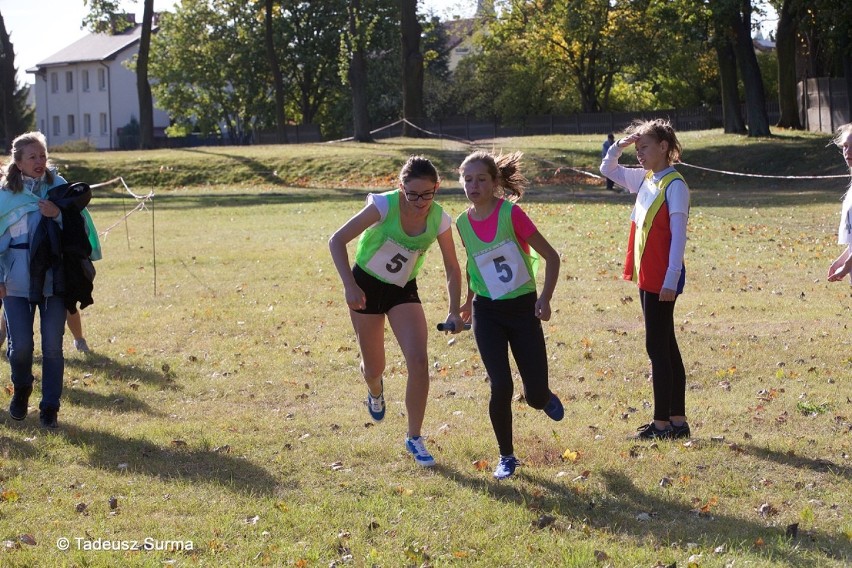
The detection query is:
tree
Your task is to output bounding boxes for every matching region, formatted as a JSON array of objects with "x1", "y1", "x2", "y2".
[
  {"x1": 512, "y1": 0, "x2": 620, "y2": 113},
  {"x1": 264, "y1": 0, "x2": 287, "y2": 143},
  {"x1": 84, "y1": 0, "x2": 156, "y2": 149},
  {"x1": 730, "y1": 0, "x2": 770, "y2": 136},
  {"x1": 148, "y1": 0, "x2": 268, "y2": 143},
  {"x1": 0, "y1": 11, "x2": 33, "y2": 146},
  {"x1": 708, "y1": 1, "x2": 747, "y2": 133},
  {"x1": 343, "y1": 0, "x2": 373, "y2": 142},
  {"x1": 275, "y1": 1, "x2": 348, "y2": 127},
  {"x1": 400, "y1": 0, "x2": 423, "y2": 136},
  {"x1": 773, "y1": 0, "x2": 804, "y2": 128}
]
